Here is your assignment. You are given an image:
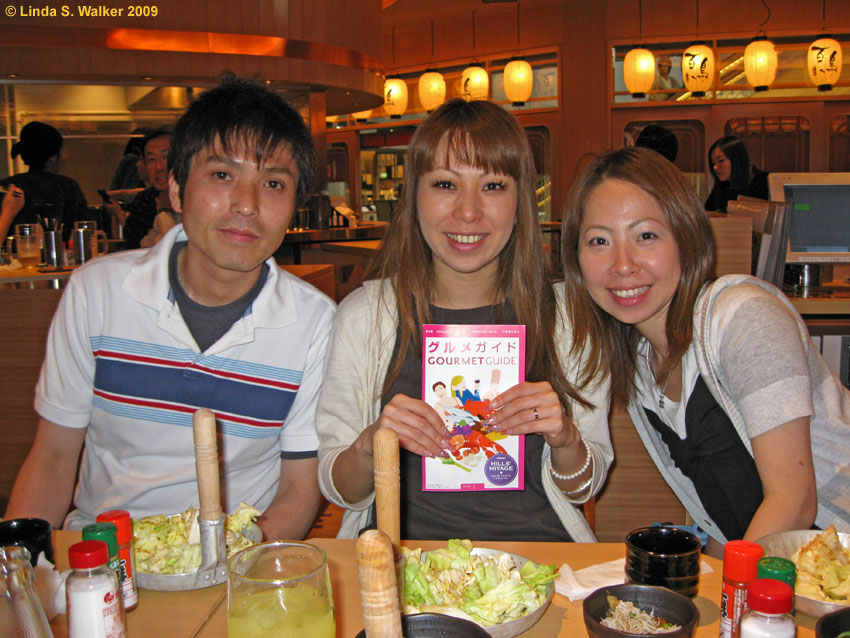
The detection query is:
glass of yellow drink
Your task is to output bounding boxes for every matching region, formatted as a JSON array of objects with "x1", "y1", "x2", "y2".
[{"x1": 227, "y1": 541, "x2": 335, "y2": 638}]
